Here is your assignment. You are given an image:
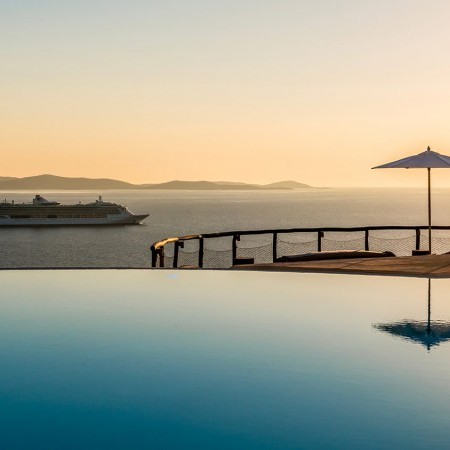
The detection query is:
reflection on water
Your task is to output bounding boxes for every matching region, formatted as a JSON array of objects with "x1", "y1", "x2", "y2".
[
  {"x1": 375, "y1": 321, "x2": 450, "y2": 350},
  {"x1": 374, "y1": 279, "x2": 450, "y2": 351}
]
